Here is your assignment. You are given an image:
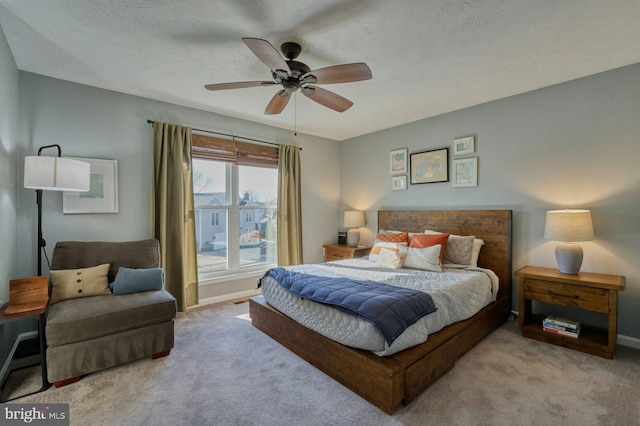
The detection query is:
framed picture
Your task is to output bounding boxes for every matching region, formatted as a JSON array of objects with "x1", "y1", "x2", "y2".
[
  {"x1": 63, "y1": 158, "x2": 119, "y2": 214},
  {"x1": 389, "y1": 148, "x2": 408, "y2": 174},
  {"x1": 410, "y1": 148, "x2": 449, "y2": 184},
  {"x1": 452, "y1": 157, "x2": 478, "y2": 187},
  {"x1": 453, "y1": 136, "x2": 475, "y2": 156},
  {"x1": 391, "y1": 175, "x2": 407, "y2": 191}
]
